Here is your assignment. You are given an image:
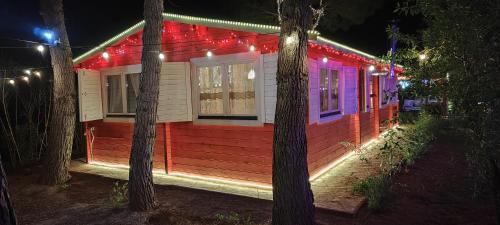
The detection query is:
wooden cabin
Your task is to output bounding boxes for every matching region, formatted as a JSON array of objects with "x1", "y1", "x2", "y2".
[{"x1": 74, "y1": 13, "x2": 401, "y2": 186}]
